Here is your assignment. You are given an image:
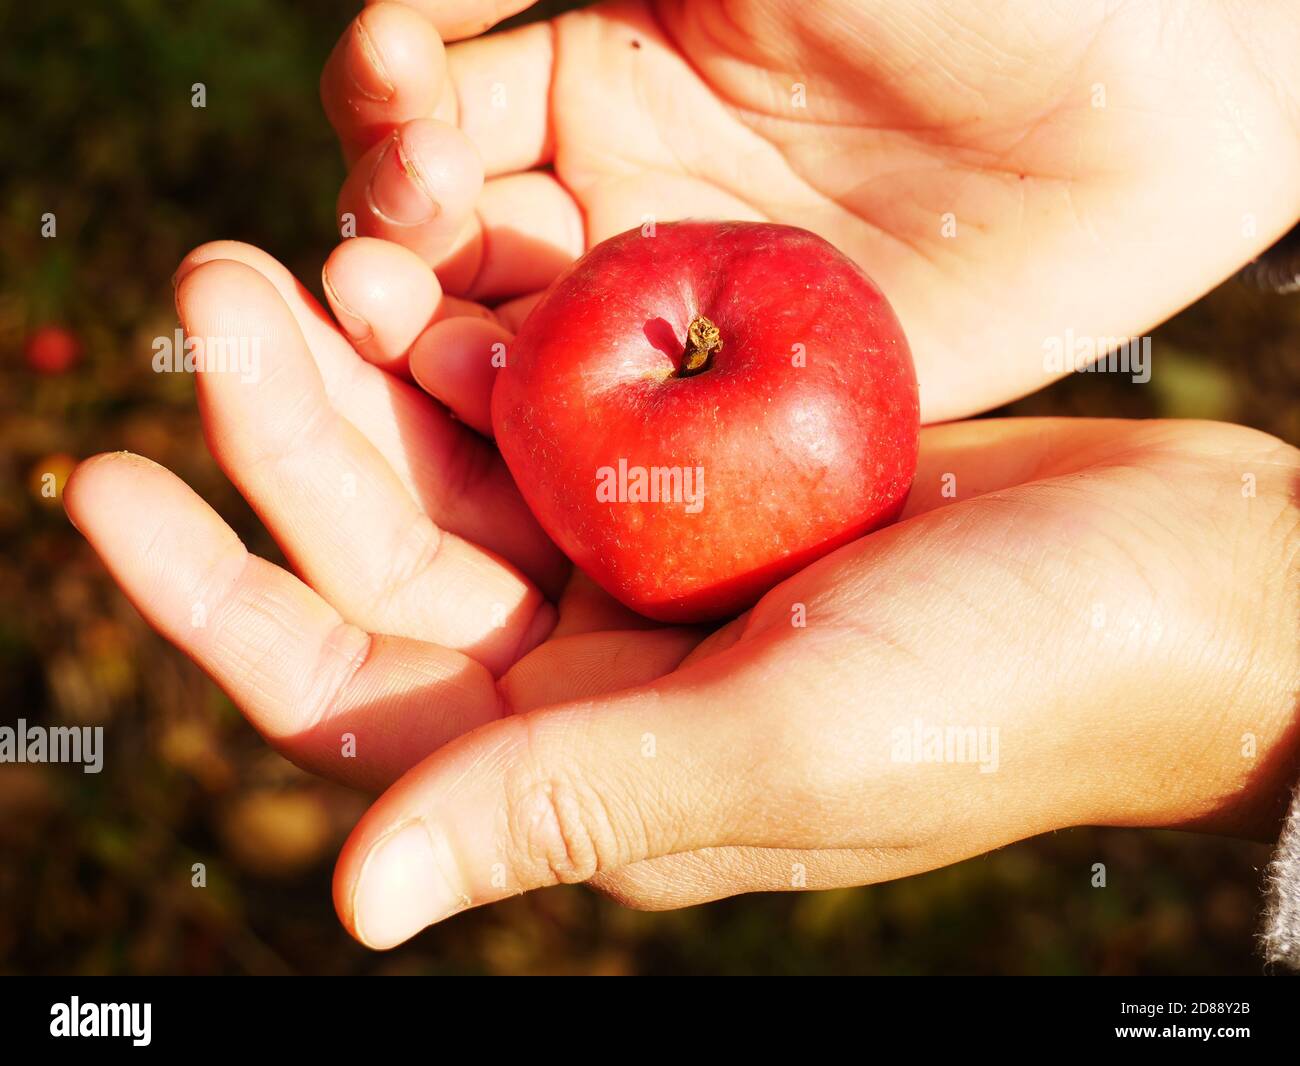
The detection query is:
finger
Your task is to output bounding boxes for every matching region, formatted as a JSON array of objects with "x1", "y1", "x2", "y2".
[
  {"x1": 321, "y1": 3, "x2": 447, "y2": 166},
  {"x1": 373, "y1": 0, "x2": 539, "y2": 42},
  {"x1": 549, "y1": 570, "x2": 669, "y2": 638},
  {"x1": 174, "y1": 240, "x2": 568, "y2": 596},
  {"x1": 349, "y1": 163, "x2": 583, "y2": 300},
  {"x1": 323, "y1": 237, "x2": 497, "y2": 378},
  {"x1": 177, "y1": 257, "x2": 553, "y2": 674},
  {"x1": 326, "y1": 7, "x2": 553, "y2": 175},
  {"x1": 494, "y1": 291, "x2": 544, "y2": 333},
  {"x1": 64, "y1": 453, "x2": 503, "y2": 791},
  {"x1": 409, "y1": 316, "x2": 510, "y2": 435},
  {"x1": 322, "y1": 237, "x2": 441, "y2": 376},
  {"x1": 333, "y1": 660, "x2": 758, "y2": 948},
  {"x1": 456, "y1": 172, "x2": 585, "y2": 301},
  {"x1": 338, "y1": 118, "x2": 484, "y2": 272},
  {"x1": 498, "y1": 627, "x2": 701, "y2": 713},
  {"x1": 439, "y1": 20, "x2": 555, "y2": 173}
]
